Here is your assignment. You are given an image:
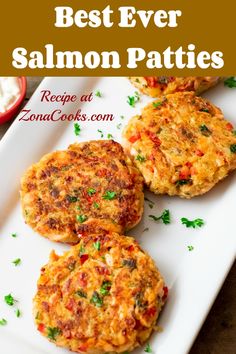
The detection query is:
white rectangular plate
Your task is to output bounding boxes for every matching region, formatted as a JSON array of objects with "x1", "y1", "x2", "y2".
[{"x1": 0, "y1": 77, "x2": 235, "y2": 354}]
